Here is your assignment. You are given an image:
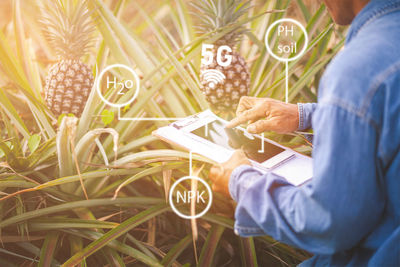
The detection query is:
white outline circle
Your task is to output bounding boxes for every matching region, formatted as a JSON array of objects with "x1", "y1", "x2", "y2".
[
  {"x1": 169, "y1": 176, "x2": 213, "y2": 219},
  {"x1": 96, "y1": 64, "x2": 140, "y2": 108},
  {"x1": 265, "y1": 18, "x2": 309, "y2": 62}
]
